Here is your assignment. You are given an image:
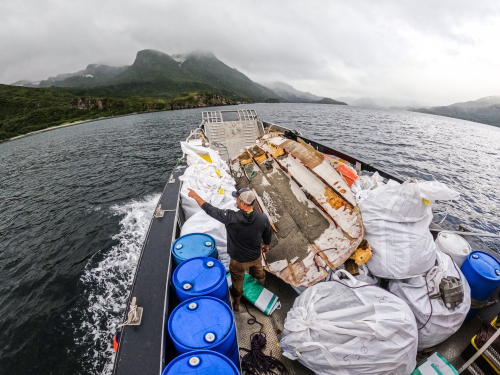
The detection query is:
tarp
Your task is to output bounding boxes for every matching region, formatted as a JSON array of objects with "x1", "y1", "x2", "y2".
[
  {"x1": 351, "y1": 171, "x2": 385, "y2": 195},
  {"x1": 291, "y1": 265, "x2": 380, "y2": 296},
  {"x1": 227, "y1": 273, "x2": 280, "y2": 315},
  {"x1": 280, "y1": 270, "x2": 418, "y2": 375},
  {"x1": 327, "y1": 264, "x2": 380, "y2": 285},
  {"x1": 349, "y1": 264, "x2": 380, "y2": 285}
]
